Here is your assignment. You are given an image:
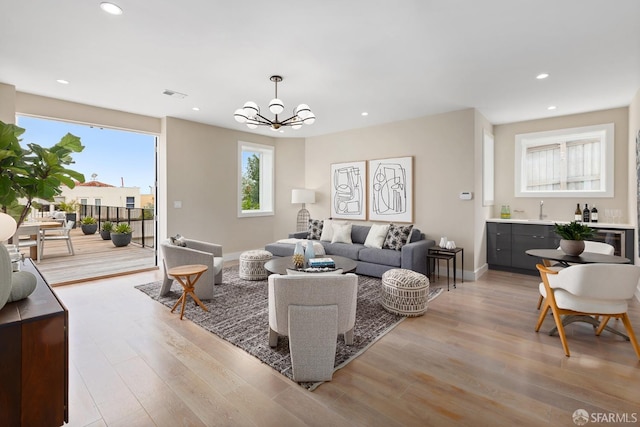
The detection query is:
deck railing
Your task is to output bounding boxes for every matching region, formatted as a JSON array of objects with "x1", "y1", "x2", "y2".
[{"x1": 79, "y1": 205, "x2": 156, "y2": 248}]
